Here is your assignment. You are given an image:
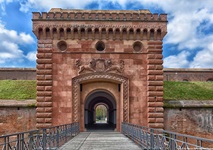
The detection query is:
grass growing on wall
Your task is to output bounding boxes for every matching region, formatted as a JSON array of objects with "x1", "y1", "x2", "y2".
[
  {"x1": 0, "y1": 80, "x2": 212, "y2": 100},
  {"x1": 164, "y1": 81, "x2": 213, "y2": 100},
  {"x1": 0, "y1": 80, "x2": 36, "y2": 100}
]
